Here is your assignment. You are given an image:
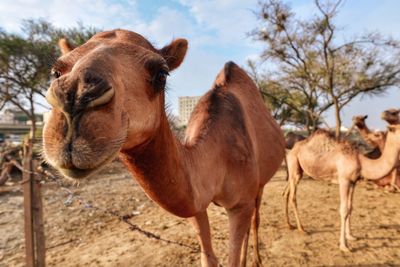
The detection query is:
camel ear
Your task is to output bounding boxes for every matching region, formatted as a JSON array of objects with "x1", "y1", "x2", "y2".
[
  {"x1": 58, "y1": 38, "x2": 75, "y2": 55},
  {"x1": 159, "y1": 39, "x2": 188, "y2": 71},
  {"x1": 363, "y1": 115, "x2": 368, "y2": 119}
]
